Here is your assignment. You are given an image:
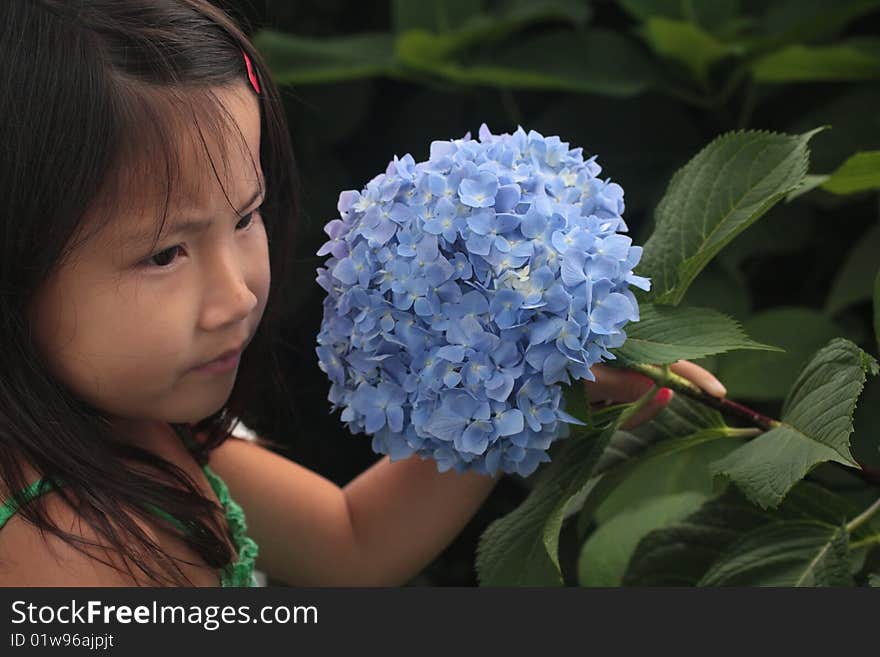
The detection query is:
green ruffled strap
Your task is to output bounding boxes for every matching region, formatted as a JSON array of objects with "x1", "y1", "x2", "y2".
[
  {"x1": 0, "y1": 478, "x2": 59, "y2": 528},
  {"x1": 201, "y1": 463, "x2": 259, "y2": 587},
  {"x1": 171, "y1": 423, "x2": 260, "y2": 587}
]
